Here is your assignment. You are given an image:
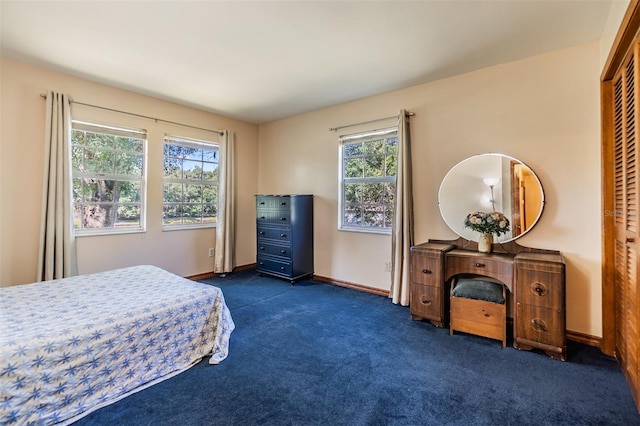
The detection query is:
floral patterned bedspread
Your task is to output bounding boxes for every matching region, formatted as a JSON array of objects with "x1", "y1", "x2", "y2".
[{"x1": 0, "y1": 265, "x2": 234, "y2": 425}]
